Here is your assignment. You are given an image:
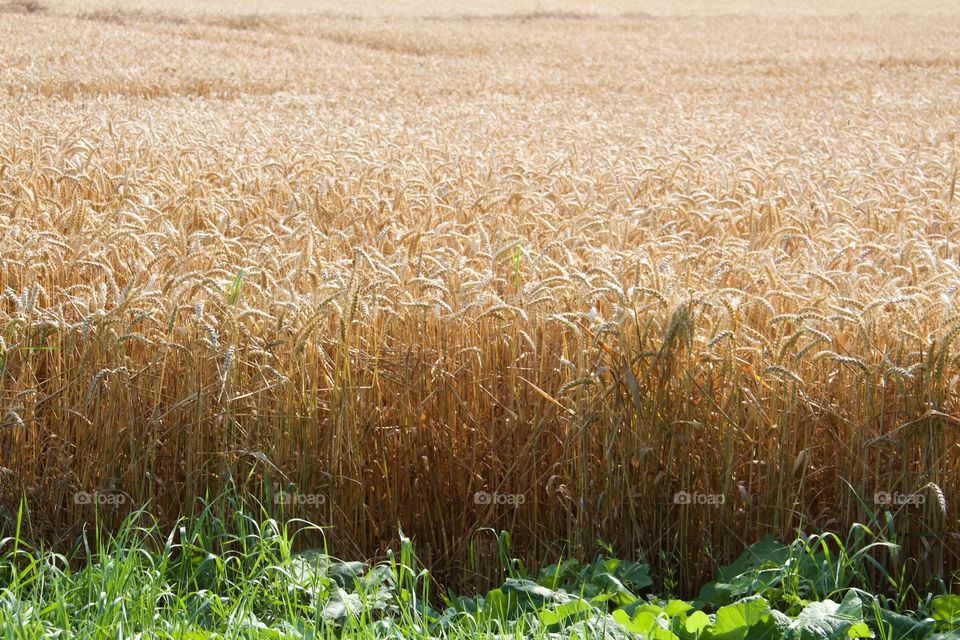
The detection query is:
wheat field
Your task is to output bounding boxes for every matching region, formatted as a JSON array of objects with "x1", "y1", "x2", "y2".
[{"x1": 1, "y1": 0, "x2": 959, "y2": 591}]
